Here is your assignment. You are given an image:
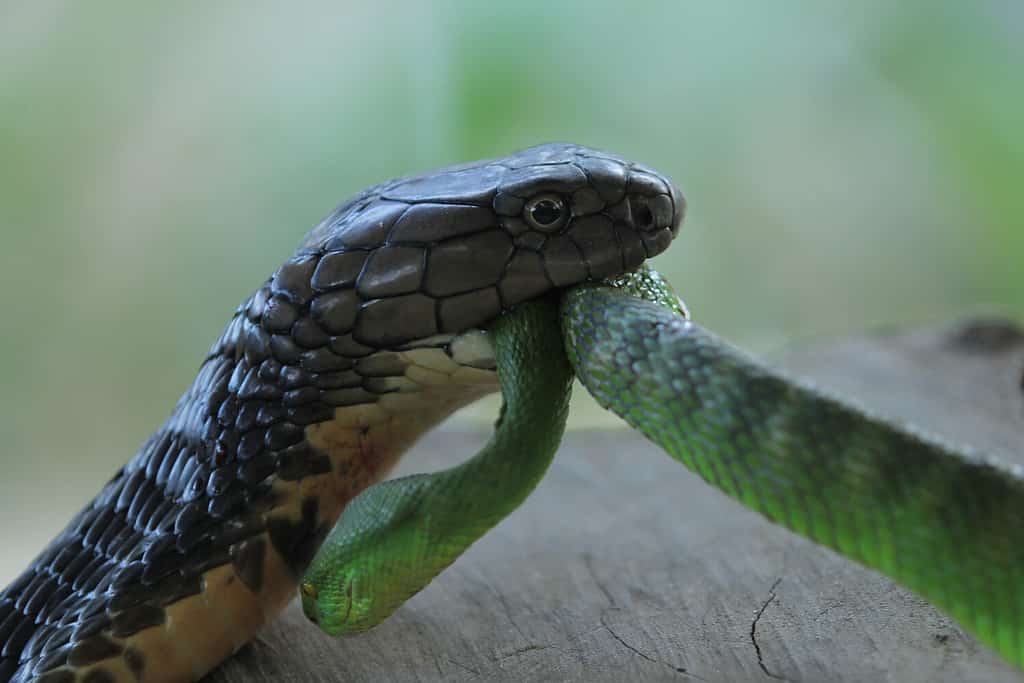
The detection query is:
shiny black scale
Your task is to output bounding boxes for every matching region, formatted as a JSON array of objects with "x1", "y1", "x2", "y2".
[{"x1": 0, "y1": 143, "x2": 683, "y2": 683}]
